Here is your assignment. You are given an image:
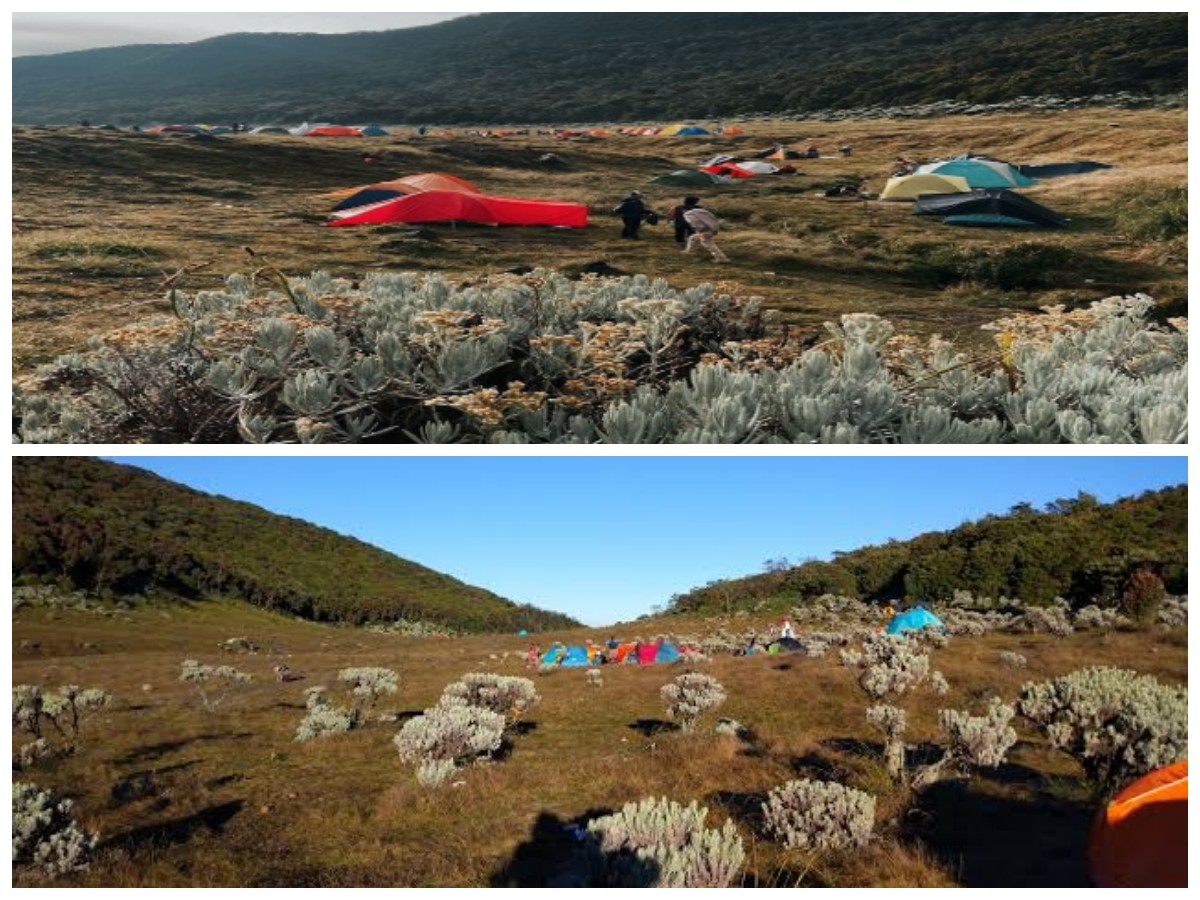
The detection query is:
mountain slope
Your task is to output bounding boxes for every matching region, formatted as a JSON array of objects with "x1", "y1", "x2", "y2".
[
  {"x1": 12, "y1": 457, "x2": 579, "y2": 632},
  {"x1": 669, "y1": 486, "x2": 1187, "y2": 614},
  {"x1": 12, "y1": 12, "x2": 1186, "y2": 124}
]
